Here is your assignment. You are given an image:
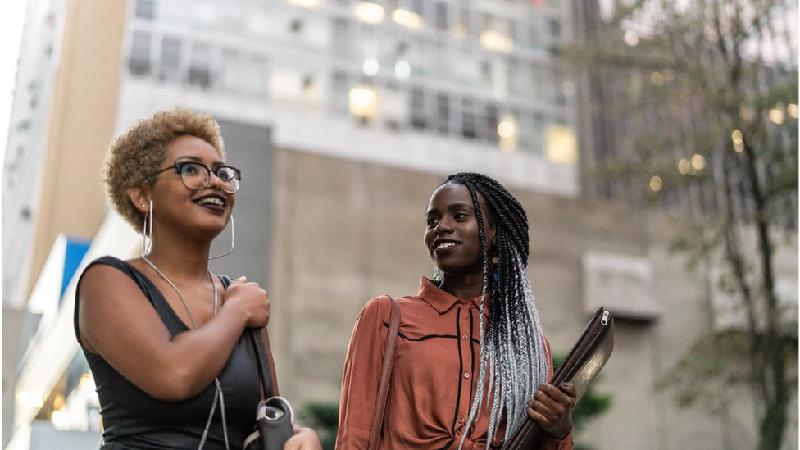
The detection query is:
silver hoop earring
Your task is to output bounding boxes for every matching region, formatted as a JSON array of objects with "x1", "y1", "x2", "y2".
[
  {"x1": 142, "y1": 200, "x2": 154, "y2": 256},
  {"x1": 209, "y1": 215, "x2": 235, "y2": 260}
]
